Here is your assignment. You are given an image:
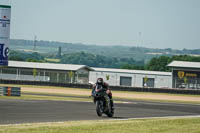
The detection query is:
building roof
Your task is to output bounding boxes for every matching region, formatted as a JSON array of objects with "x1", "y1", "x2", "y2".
[
  {"x1": 0, "y1": 5, "x2": 11, "y2": 8},
  {"x1": 167, "y1": 61, "x2": 200, "y2": 69},
  {"x1": 92, "y1": 67, "x2": 171, "y2": 76},
  {"x1": 8, "y1": 61, "x2": 94, "y2": 71}
]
